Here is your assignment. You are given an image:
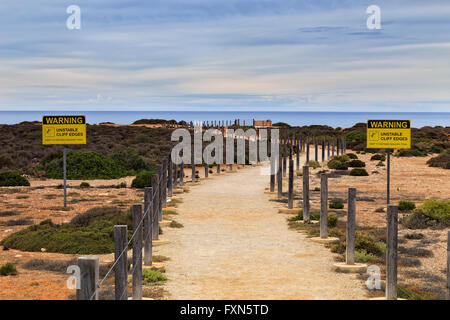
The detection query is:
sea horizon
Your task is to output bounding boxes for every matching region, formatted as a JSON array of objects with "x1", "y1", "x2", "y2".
[{"x1": 0, "y1": 110, "x2": 449, "y2": 128}]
